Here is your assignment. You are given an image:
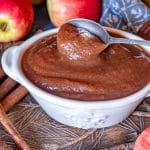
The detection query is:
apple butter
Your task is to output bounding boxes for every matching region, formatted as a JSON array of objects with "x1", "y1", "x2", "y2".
[{"x1": 21, "y1": 23, "x2": 150, "y2": 101}]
